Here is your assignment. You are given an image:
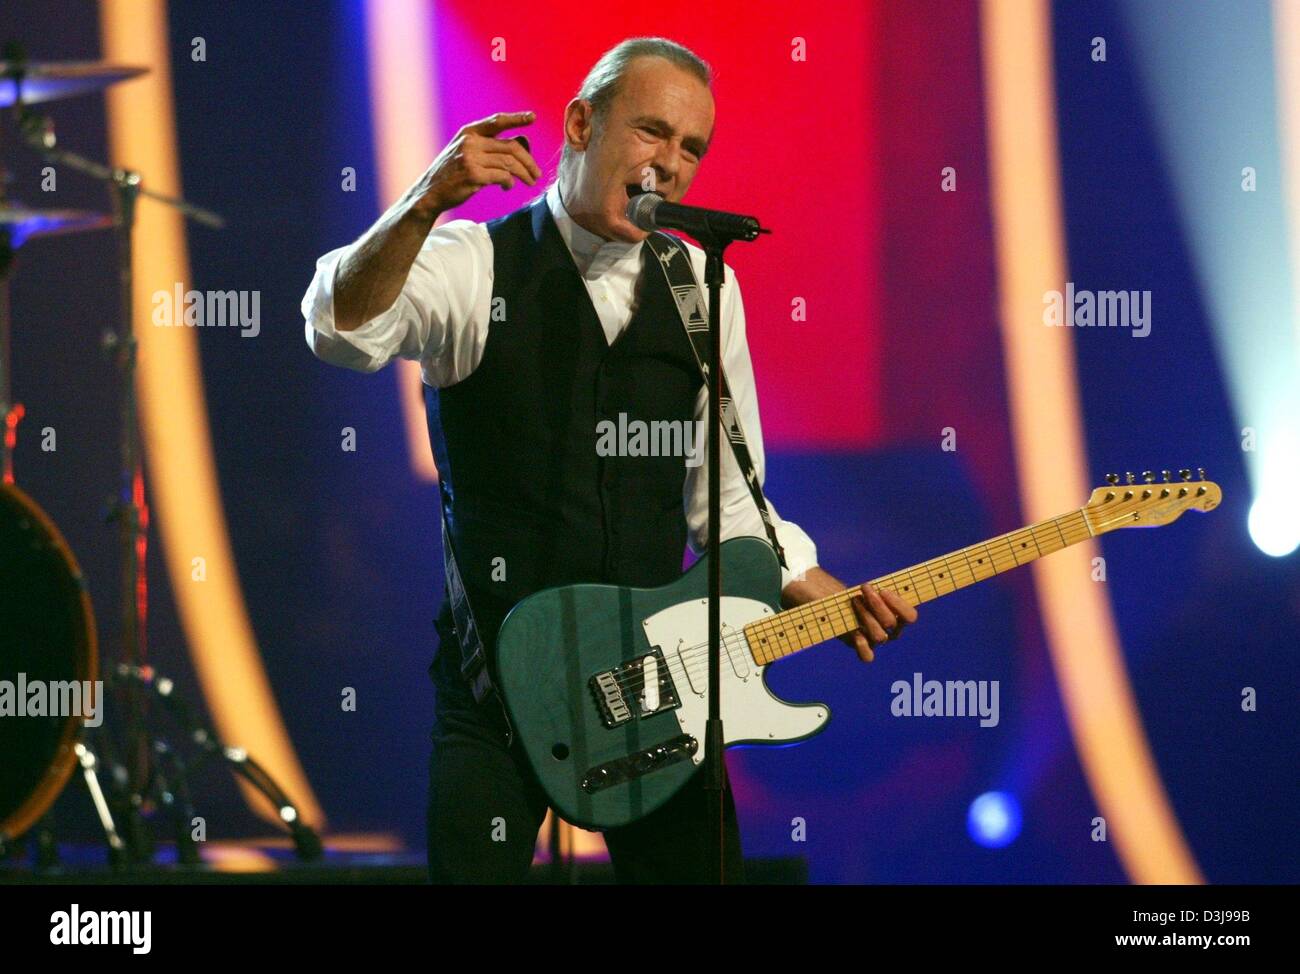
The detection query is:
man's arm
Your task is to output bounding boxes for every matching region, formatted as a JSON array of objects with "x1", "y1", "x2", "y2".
[
  {"x1": 302, "y1": 112, "x2": 541, "y2": 375},
  {"x1": 333, "y1": 111, "x2": 540, "y2": 333}
]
